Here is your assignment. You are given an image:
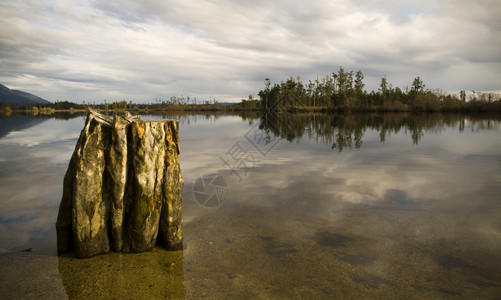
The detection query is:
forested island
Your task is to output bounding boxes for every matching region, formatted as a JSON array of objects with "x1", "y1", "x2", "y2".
[
  {"x1": 1, "y1": 67, "x2": 500, "y2": 115},
  {"x1": 257, "y1": 67, "x2": 501, "y2": 113}
]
